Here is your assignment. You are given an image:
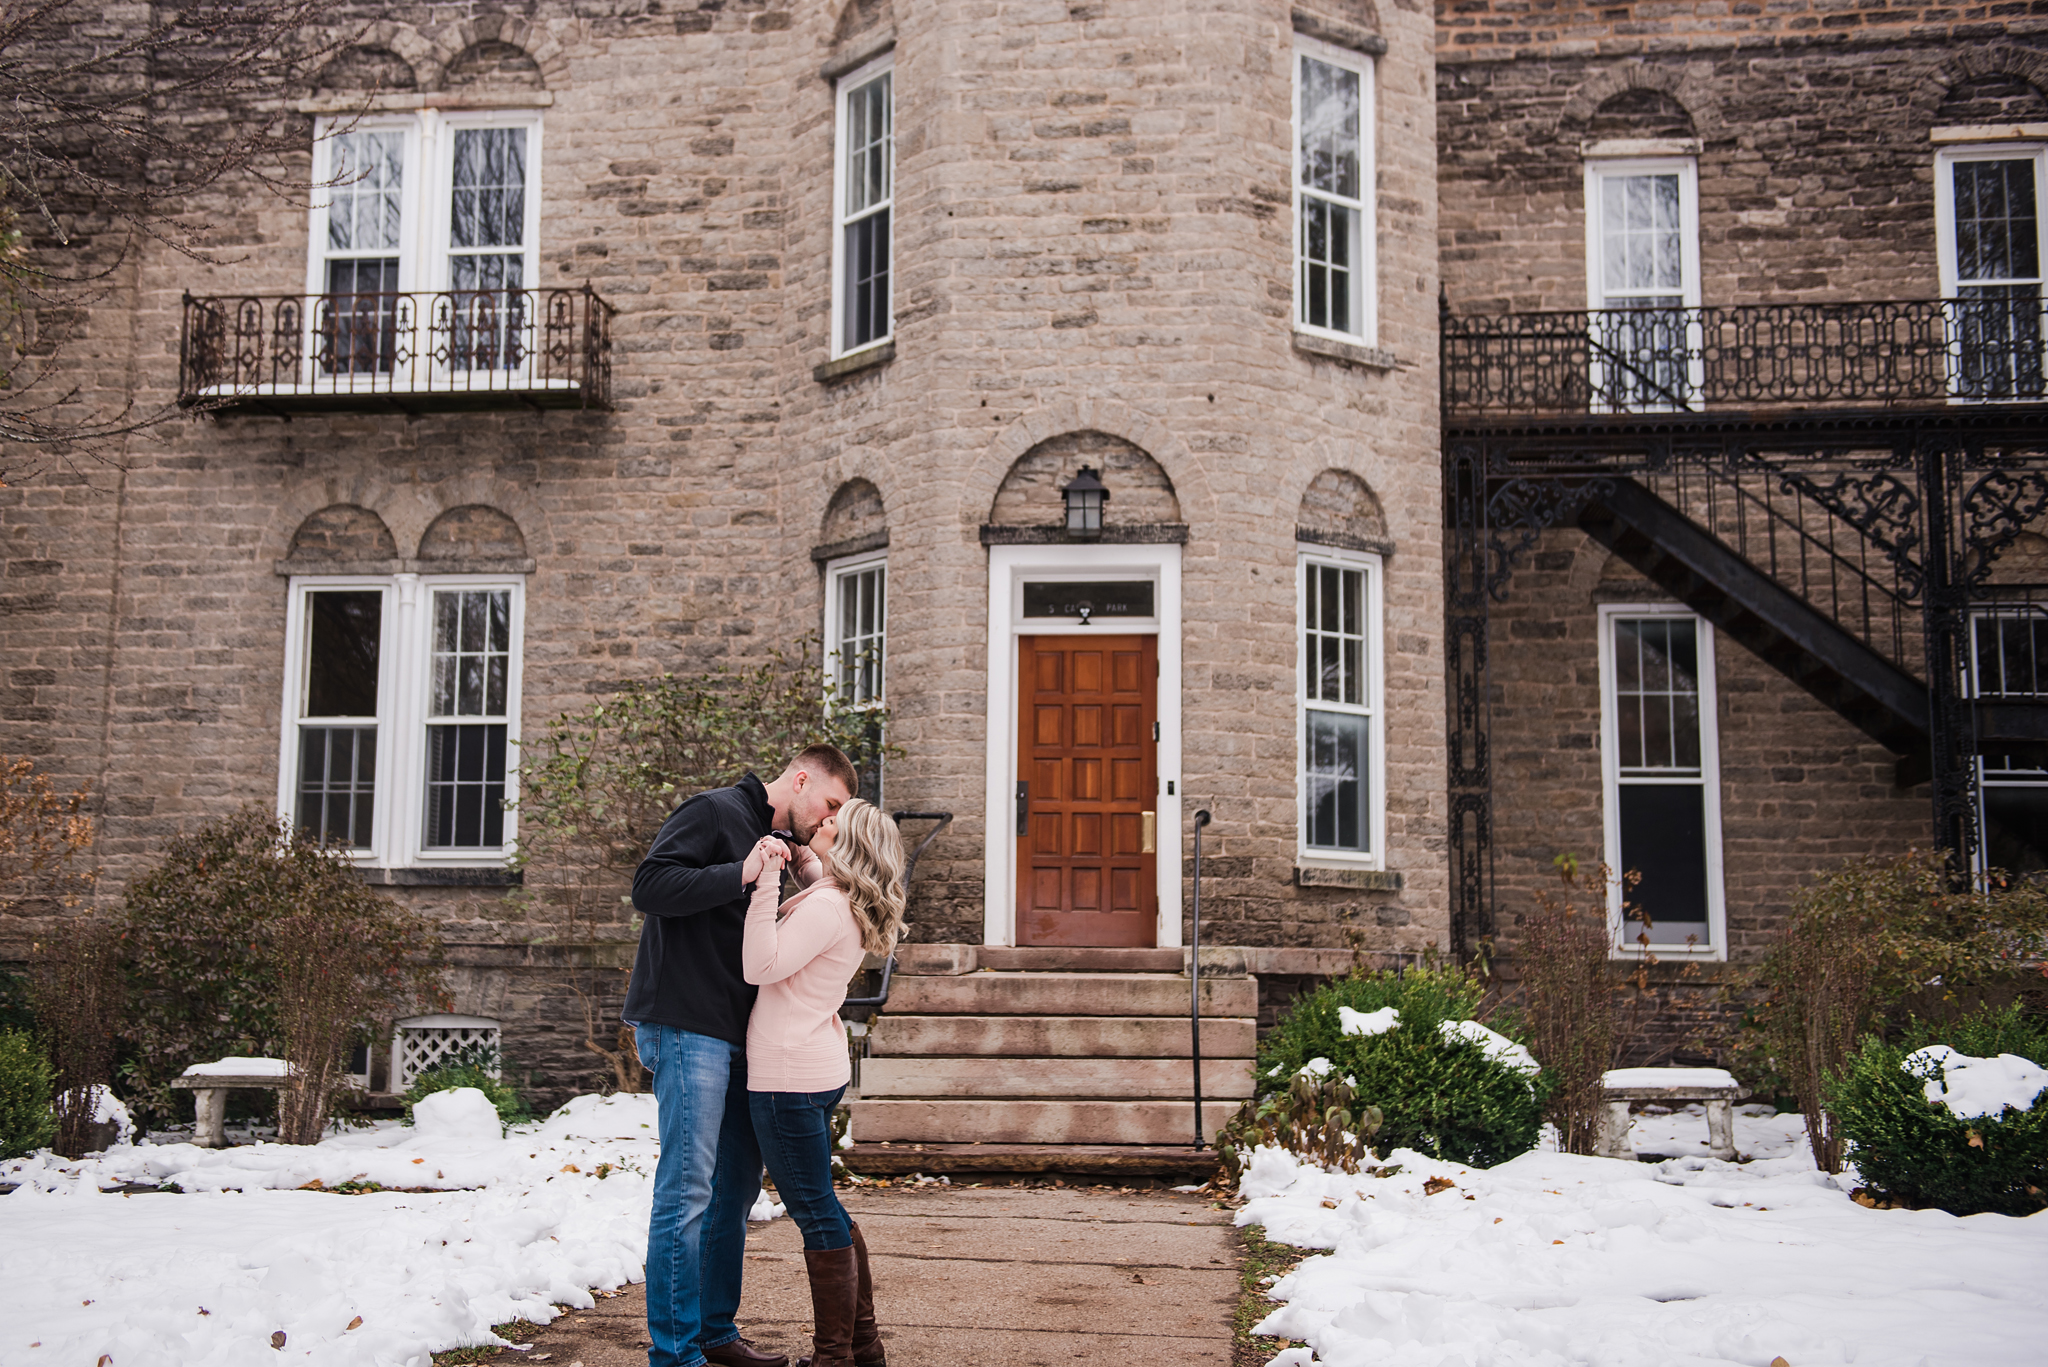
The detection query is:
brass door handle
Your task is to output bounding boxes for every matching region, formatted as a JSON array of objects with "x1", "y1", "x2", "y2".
[{"x1": 1140, "y1": 810, "x2": 1156, "y2": 854}]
